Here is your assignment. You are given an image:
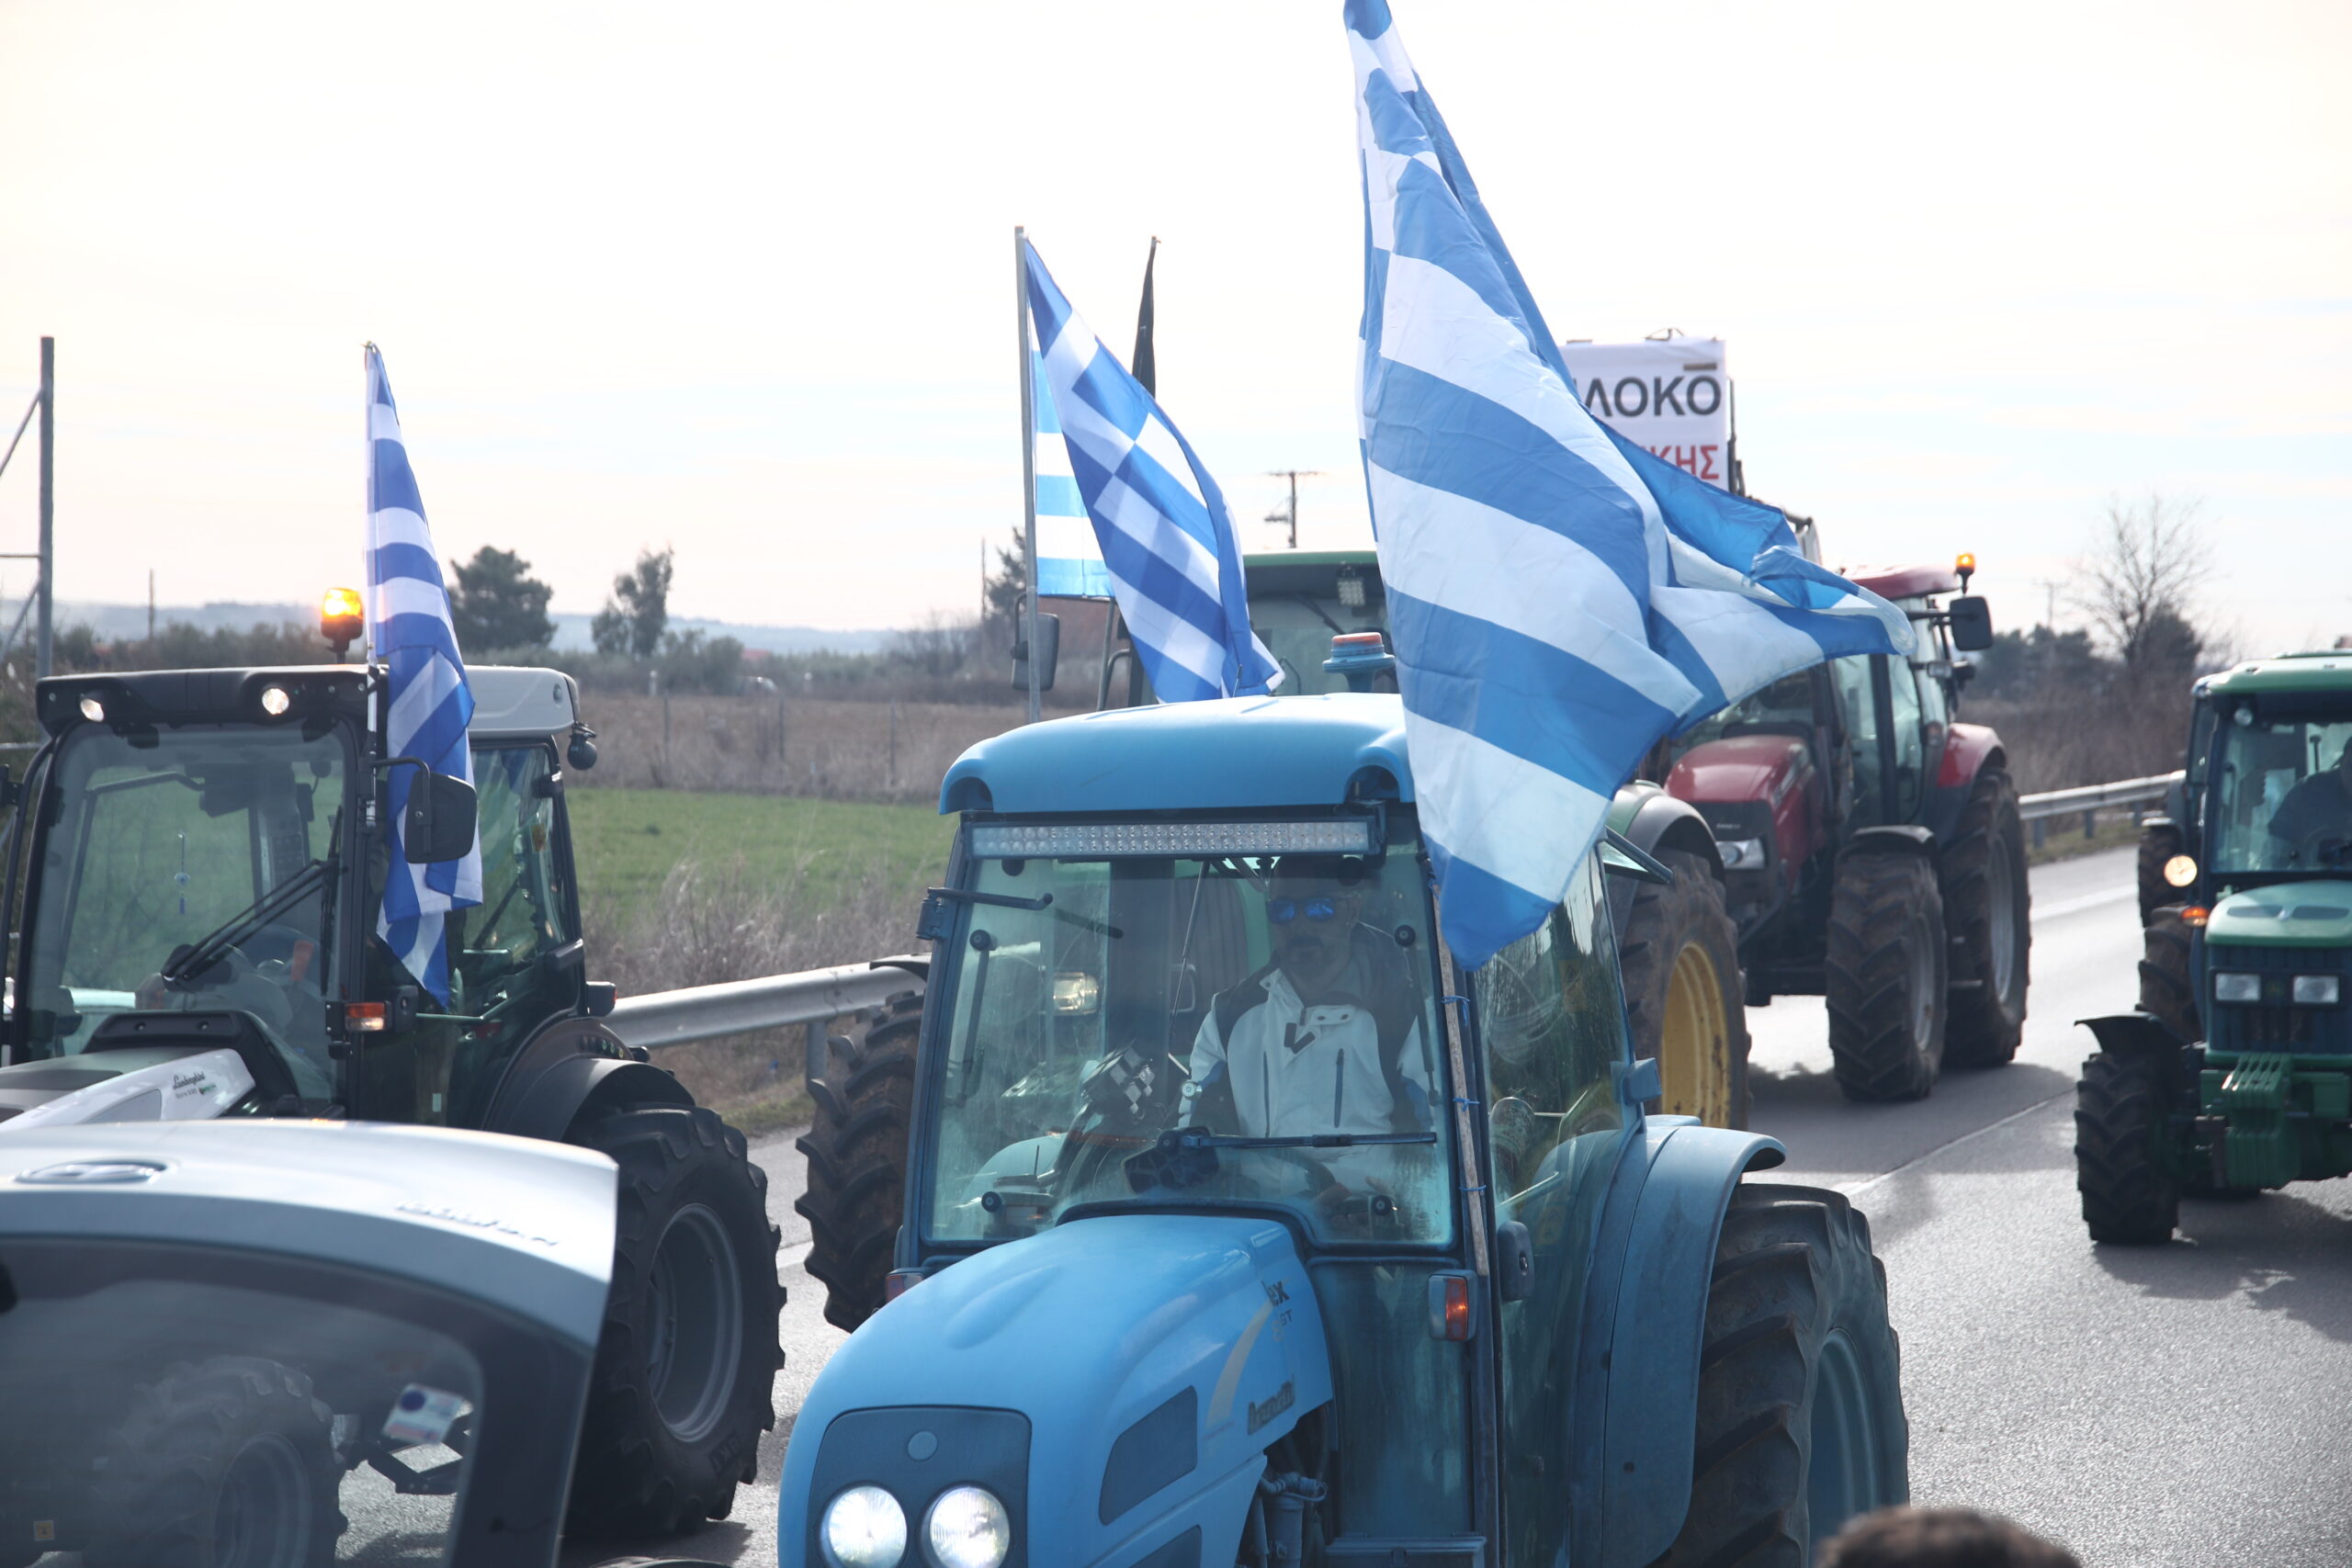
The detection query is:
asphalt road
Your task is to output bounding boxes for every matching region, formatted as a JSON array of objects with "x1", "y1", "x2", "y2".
[{"x1": 569, "y1": 845, "x2": 2352, "y2": 1567}]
